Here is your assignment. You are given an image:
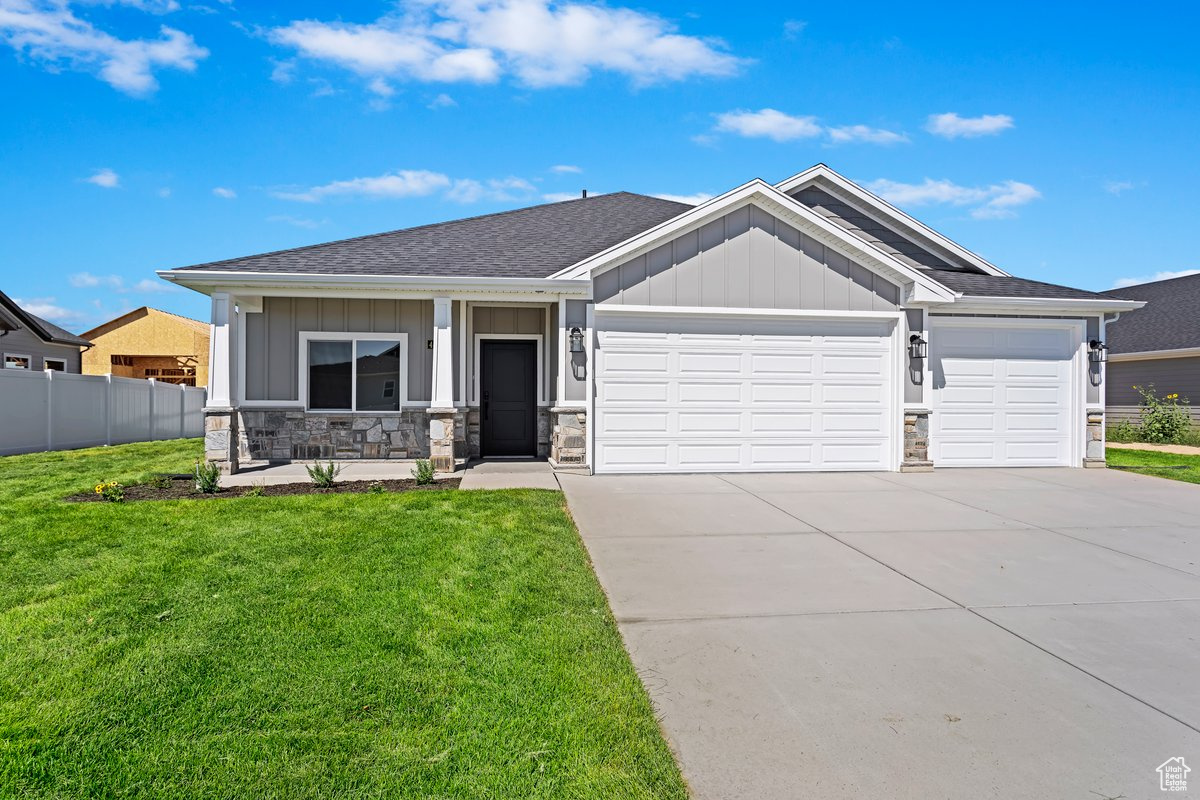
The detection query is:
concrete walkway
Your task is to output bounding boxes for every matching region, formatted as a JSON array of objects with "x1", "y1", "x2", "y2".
[
  {"x1": 560, "y1": 468, "x2": 1200, "y2": 799},
  {"x1": 458, "y1": 459, "x2": 560, "y2": 490},
  {"x1": 222, "y1": 459, "x2": 435, "y2": 486}
]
